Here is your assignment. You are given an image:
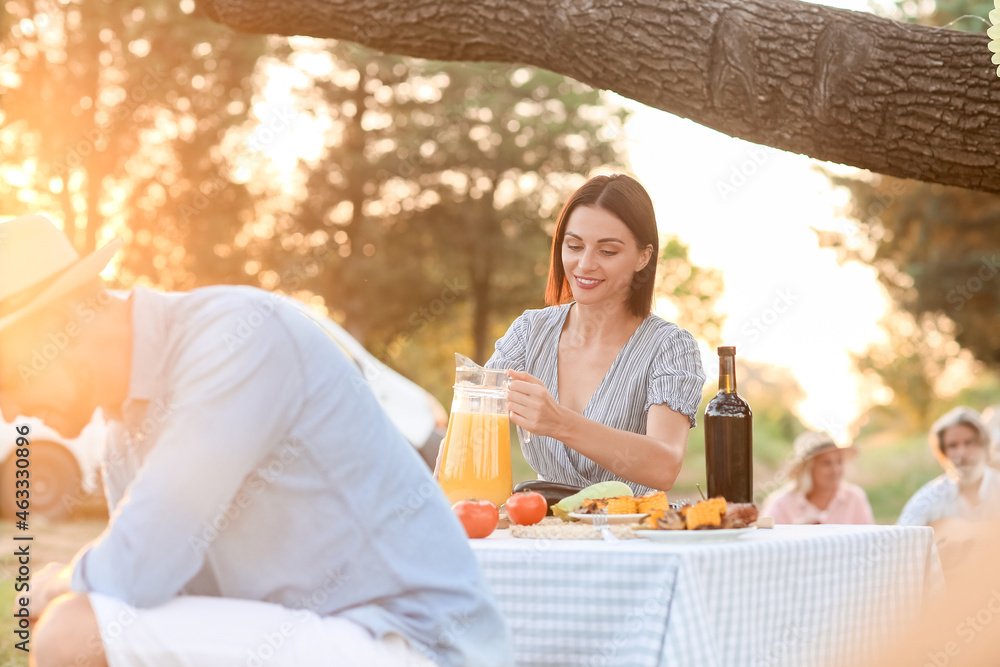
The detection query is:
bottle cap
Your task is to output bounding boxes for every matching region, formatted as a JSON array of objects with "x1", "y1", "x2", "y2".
[{"x1": 717, "y1": 346, "x2": 736, "y2": 356}]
